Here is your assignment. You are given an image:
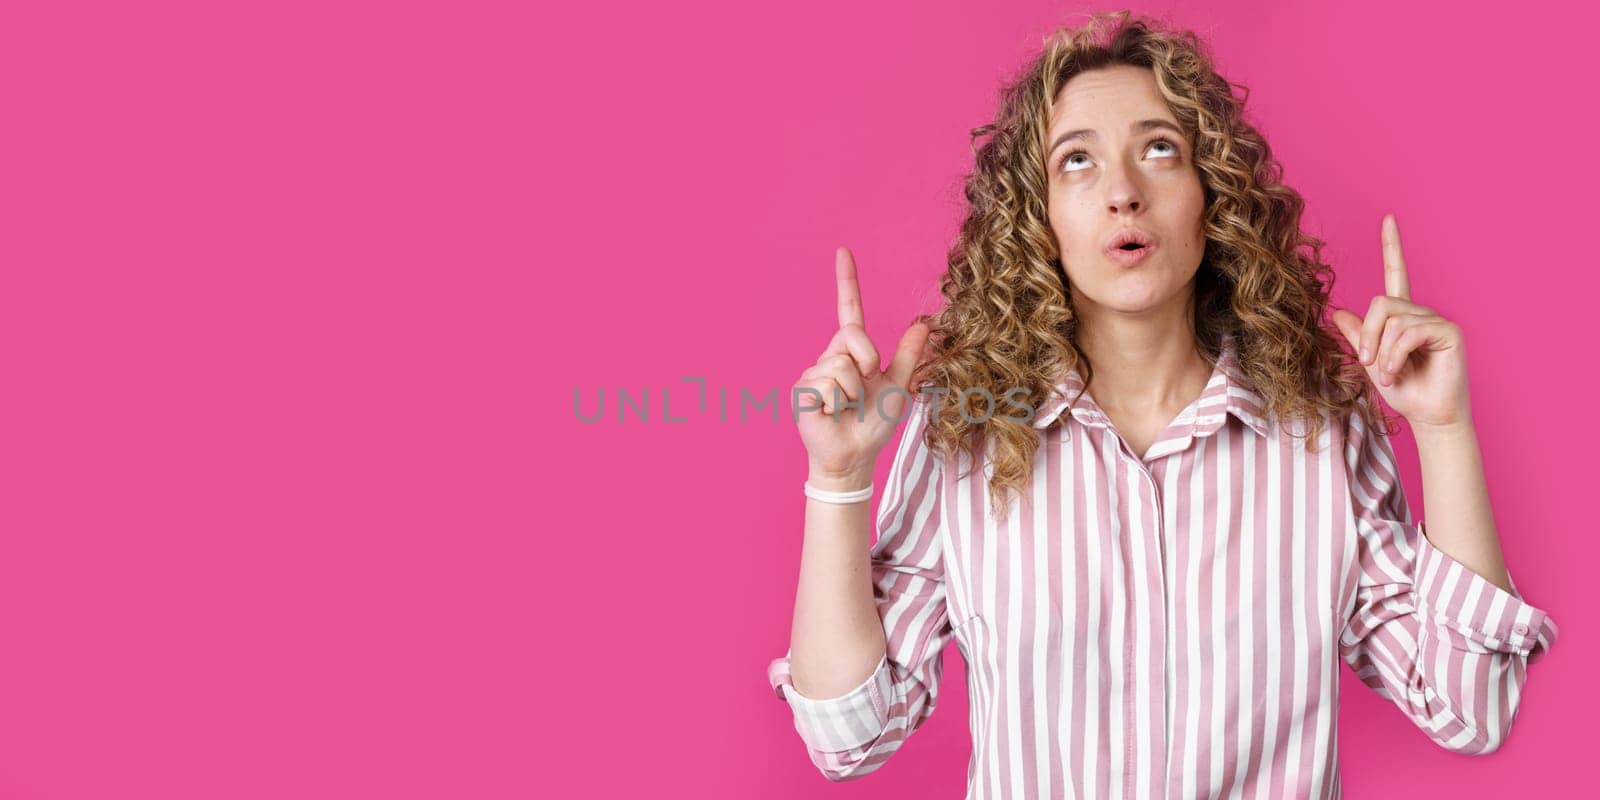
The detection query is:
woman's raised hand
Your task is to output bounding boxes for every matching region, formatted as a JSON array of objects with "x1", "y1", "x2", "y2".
[
  {"x1": 1330, "y1": 214, "x2": 1472, "y2": 431},
  {"x1": 793, "y1": 247, "x2": 931, "y2": 486}
]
